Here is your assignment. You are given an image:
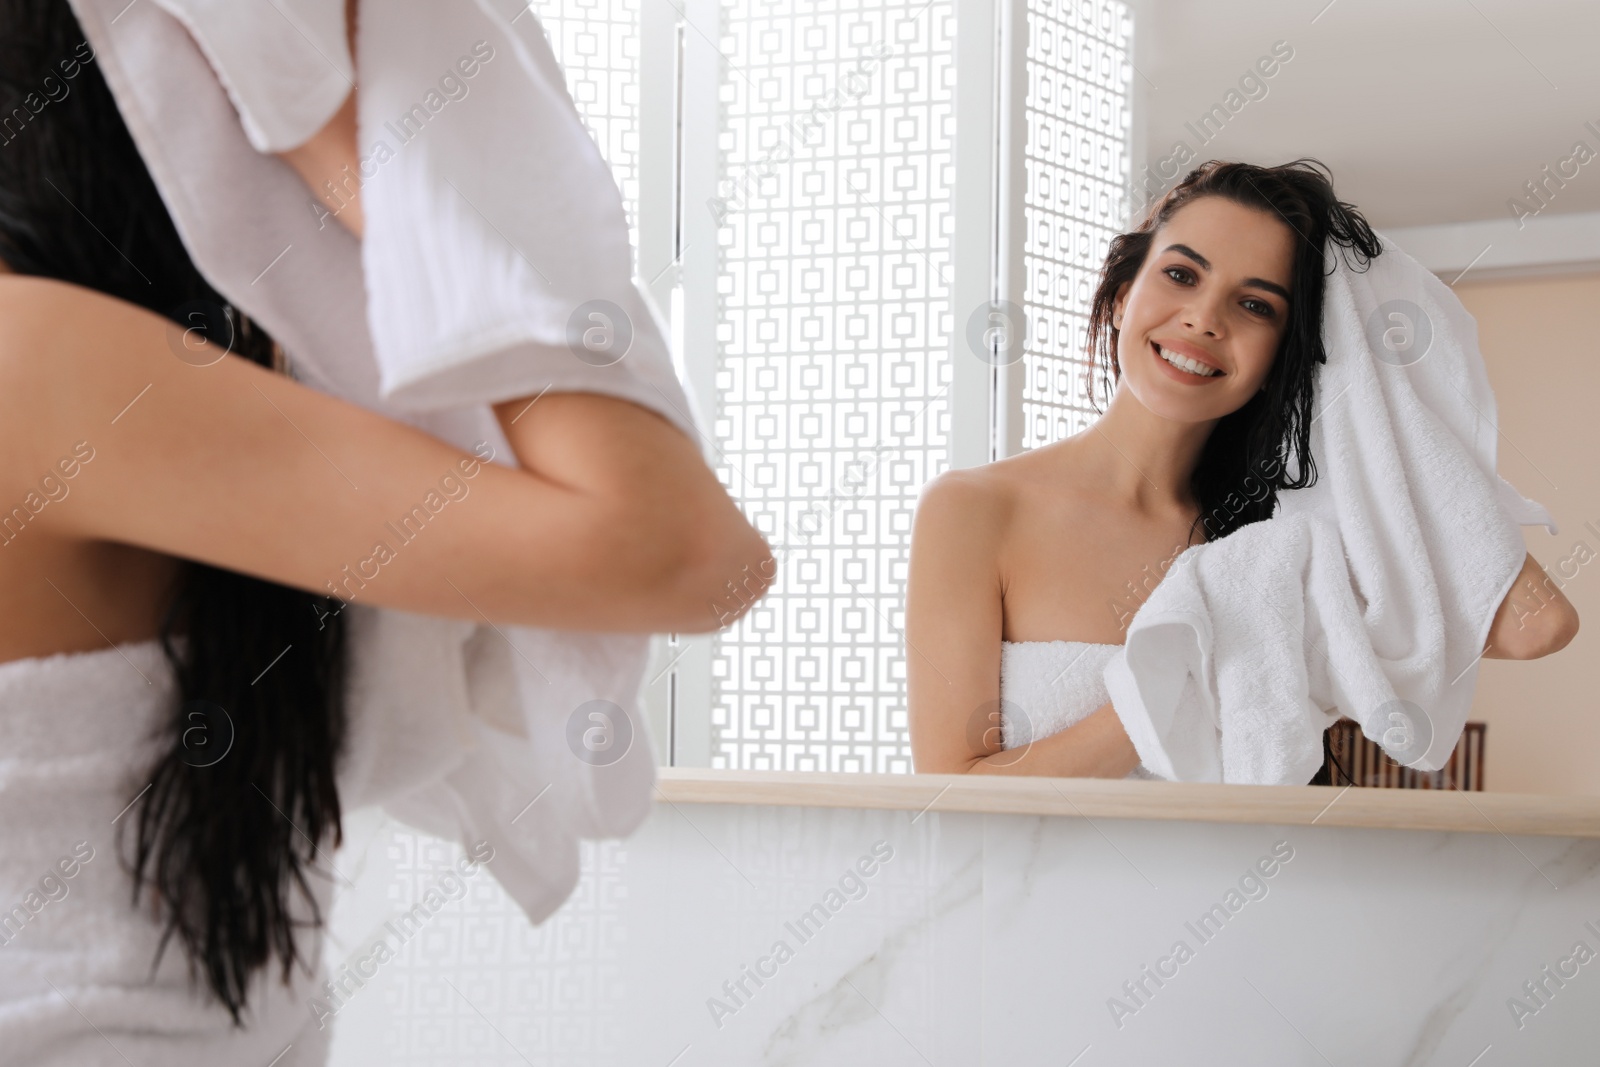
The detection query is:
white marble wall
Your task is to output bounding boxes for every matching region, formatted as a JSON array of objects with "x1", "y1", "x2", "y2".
[{"x1": 322, "y1": 800, "x2": 1600, "y2": 1065}]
